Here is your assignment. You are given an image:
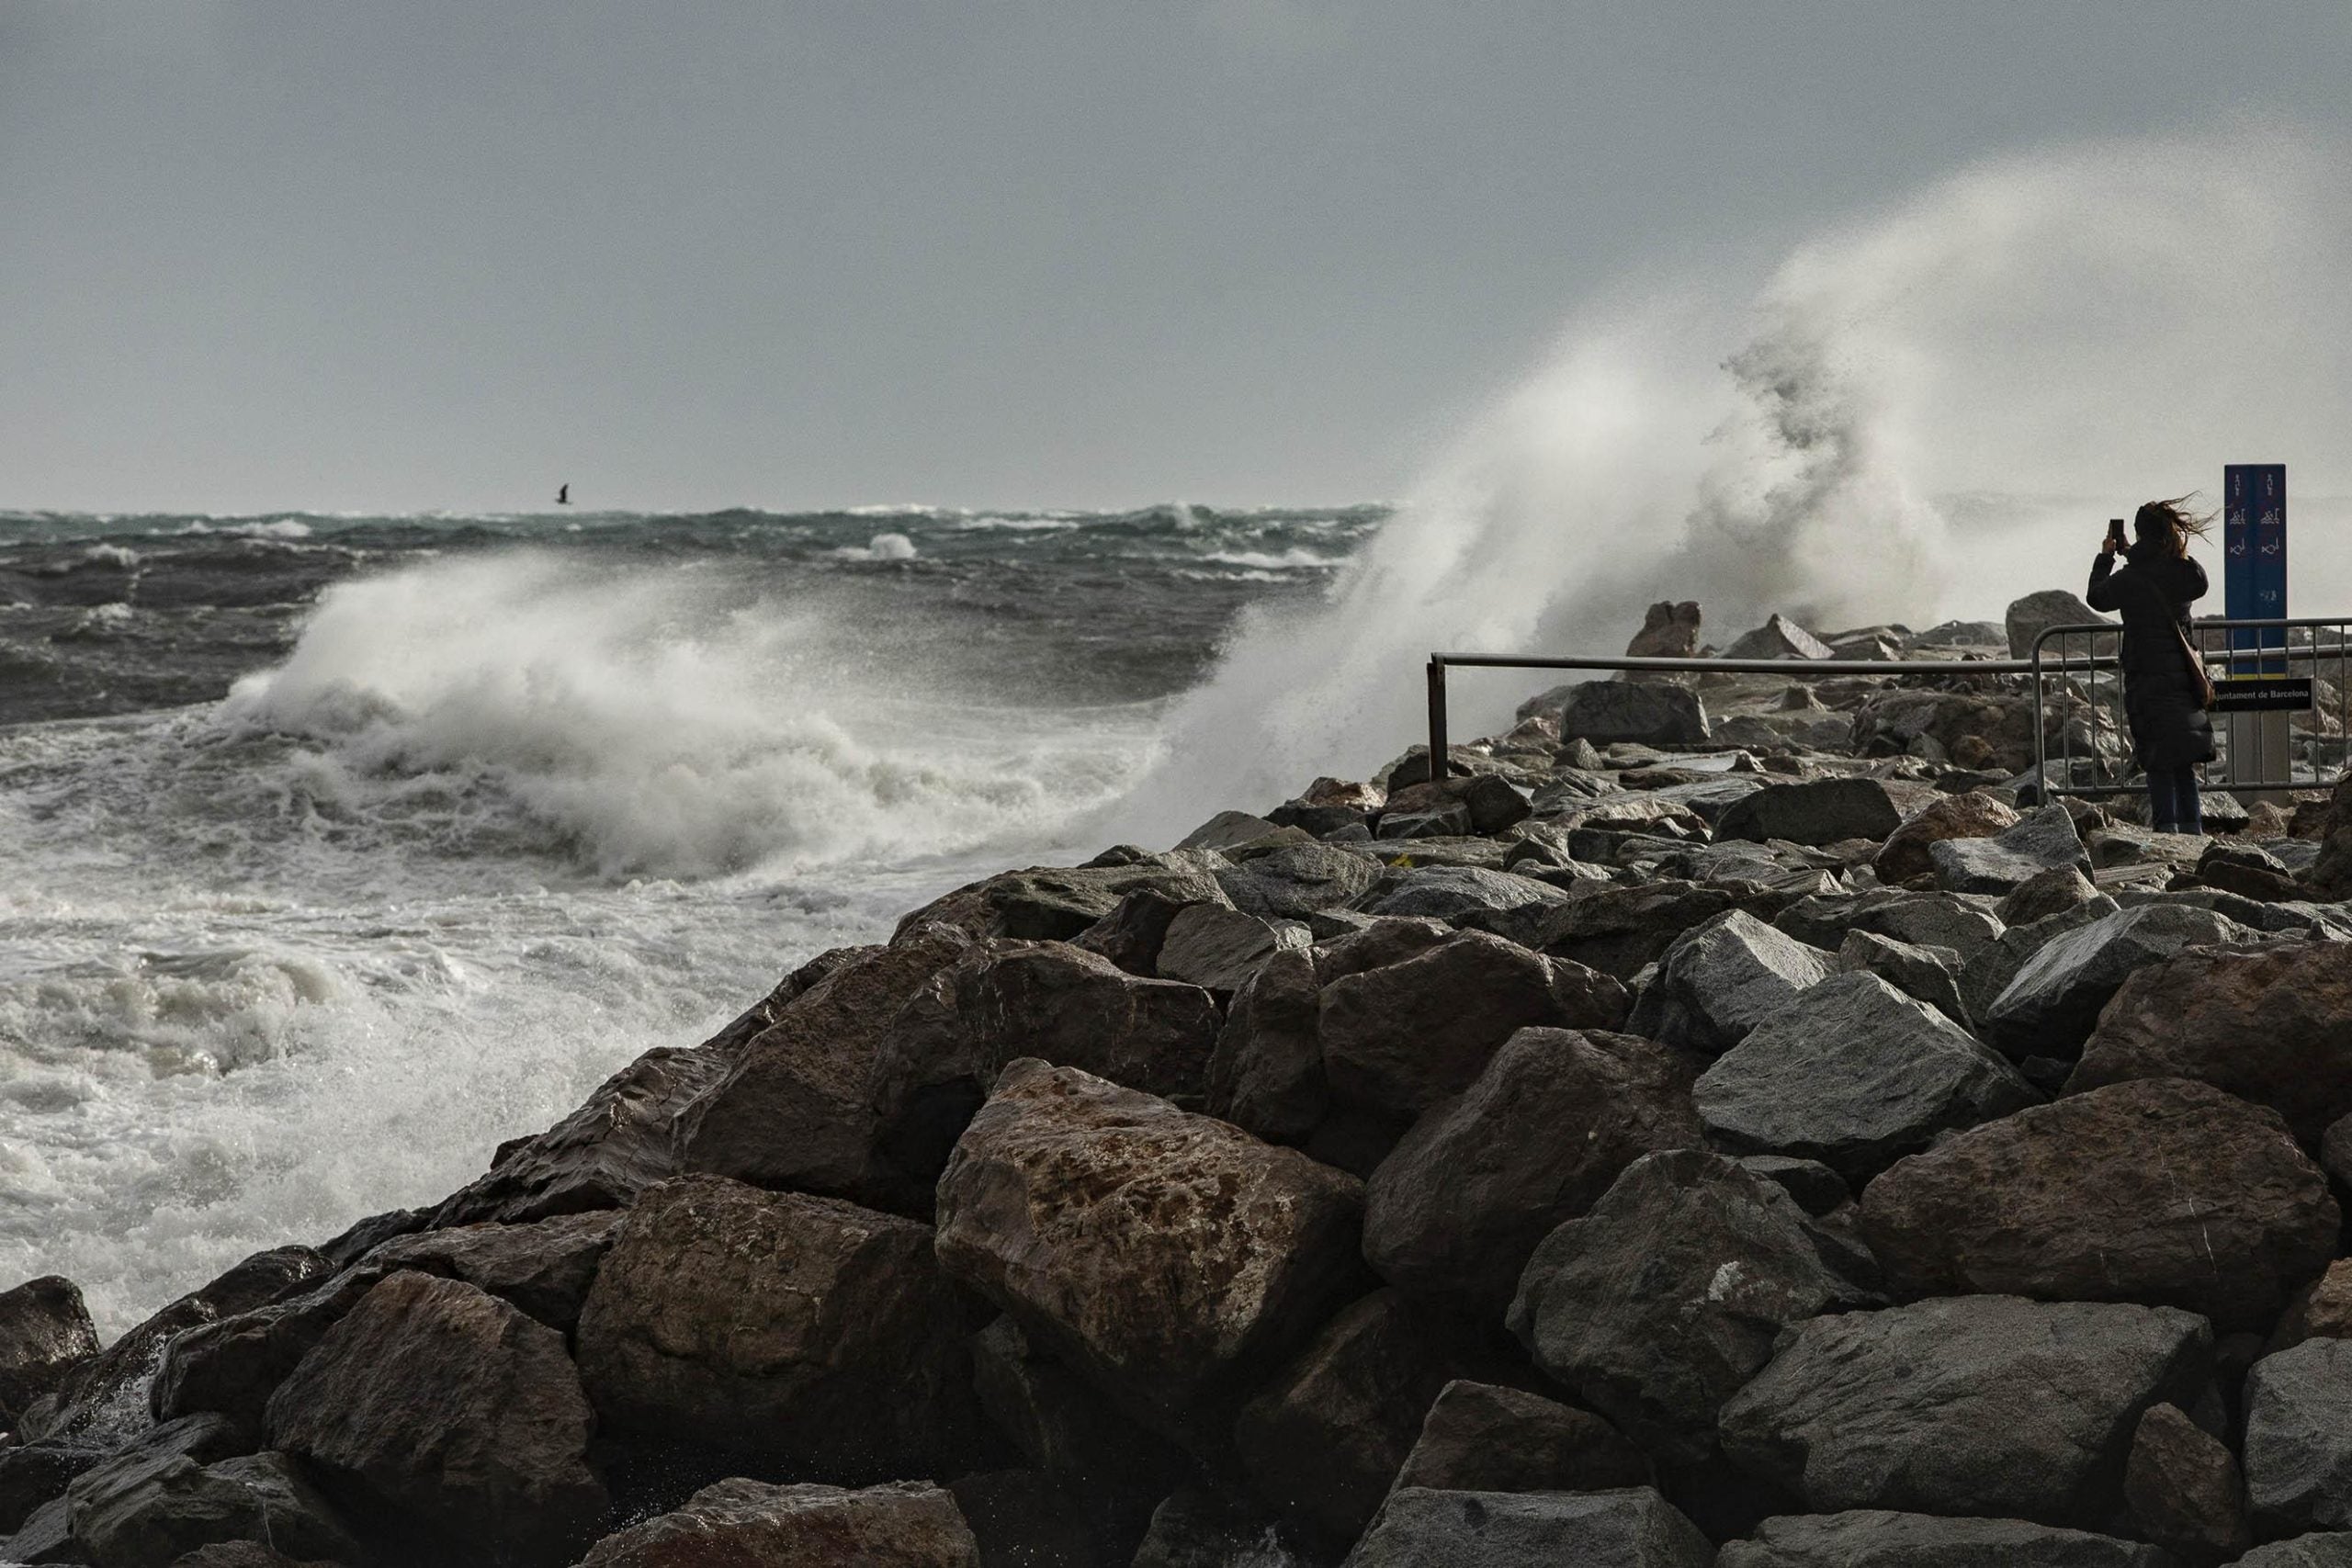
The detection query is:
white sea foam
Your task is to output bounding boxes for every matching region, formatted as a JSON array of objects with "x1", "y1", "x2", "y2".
[
  {"x1": 1114, "y1": 128, "x2": 2352, "y2": 839},
  {"x1": 830, "y1": 531, "x2": 919, "y2": 562}
]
